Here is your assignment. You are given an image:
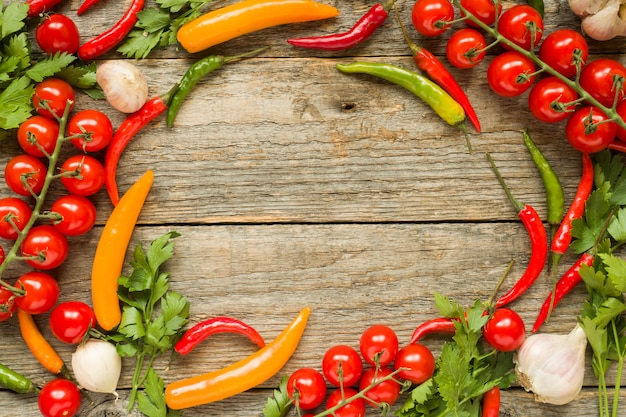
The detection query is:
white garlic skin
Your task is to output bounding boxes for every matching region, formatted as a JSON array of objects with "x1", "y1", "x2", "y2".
[
  {"x1": 72, "y1": 338, "x2": 121, "y2": 395},
  {"x1": 568, "y1": 0, "x2": 626, "y2": 40},
  {"x1": 514, "y1": 324, "x2": 587, "y2": 405},
  {"x1": 96, "y1": 60, "x2": 149, "y2": 113}
]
